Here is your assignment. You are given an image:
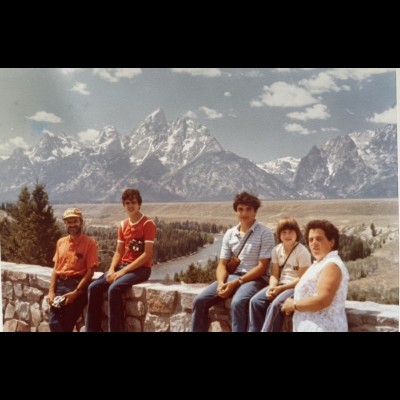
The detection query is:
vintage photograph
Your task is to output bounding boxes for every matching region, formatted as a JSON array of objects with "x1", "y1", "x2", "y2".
[{"x1": 0, "y1": 68, "x2": 398, "y2": 332}]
